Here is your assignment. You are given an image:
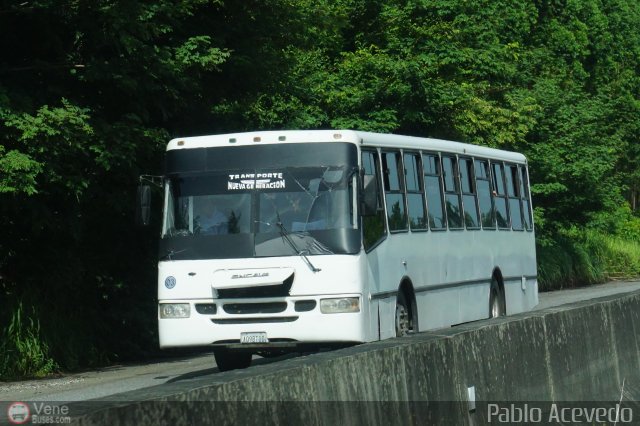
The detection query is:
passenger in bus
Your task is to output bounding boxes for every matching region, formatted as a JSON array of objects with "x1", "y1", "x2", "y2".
[{"x1": 197, "y1": 197, "x2": 229, "y2": 235}]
